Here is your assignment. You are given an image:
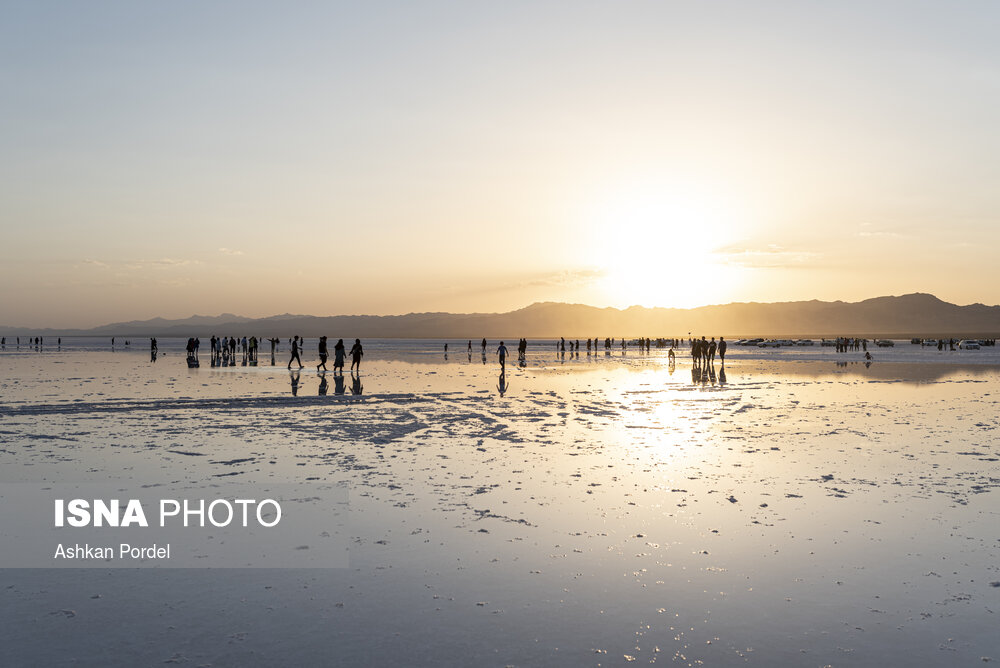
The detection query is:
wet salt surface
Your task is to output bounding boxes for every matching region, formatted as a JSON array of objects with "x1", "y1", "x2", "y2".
[{"x1": 1, "y1": 349, "x2": 999, "y2": 666}]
